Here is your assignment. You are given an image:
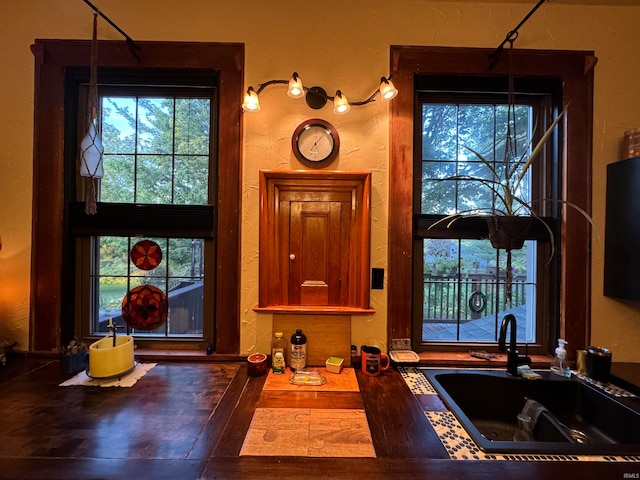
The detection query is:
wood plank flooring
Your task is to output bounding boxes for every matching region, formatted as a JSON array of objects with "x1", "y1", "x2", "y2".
[{"x1": 0, "y1": 357, "x2": 635, "y2": 479}]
